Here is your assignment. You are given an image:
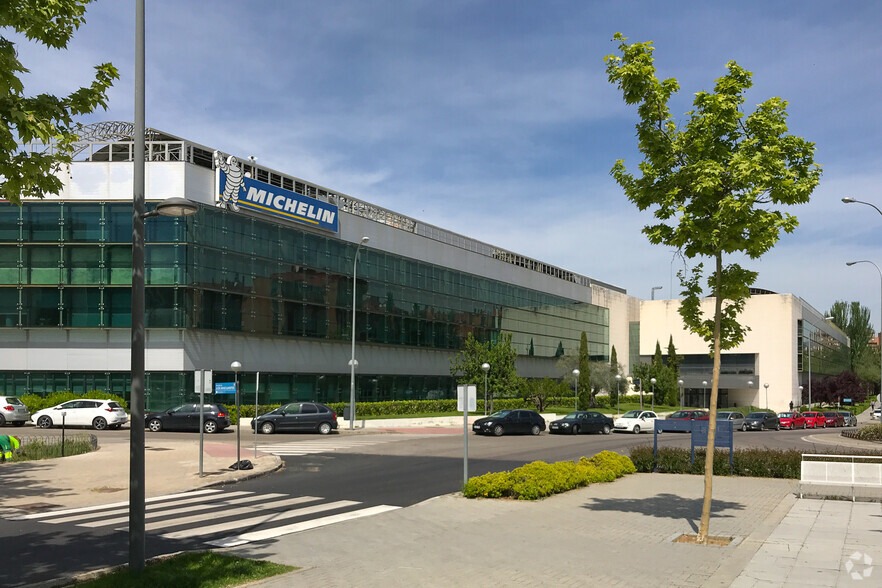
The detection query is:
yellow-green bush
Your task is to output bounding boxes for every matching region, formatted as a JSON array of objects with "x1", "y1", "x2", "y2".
[{"x1": 463, "y1": 450, "x2": 634, "y2": 500}]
